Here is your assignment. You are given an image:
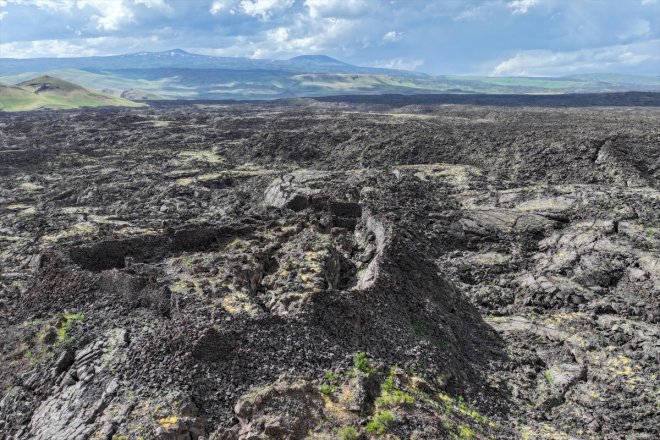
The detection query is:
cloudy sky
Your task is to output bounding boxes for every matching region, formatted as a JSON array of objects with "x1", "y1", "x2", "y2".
[{"x1": 0, "y1": 0, "x2": 658, "y2": 76}]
